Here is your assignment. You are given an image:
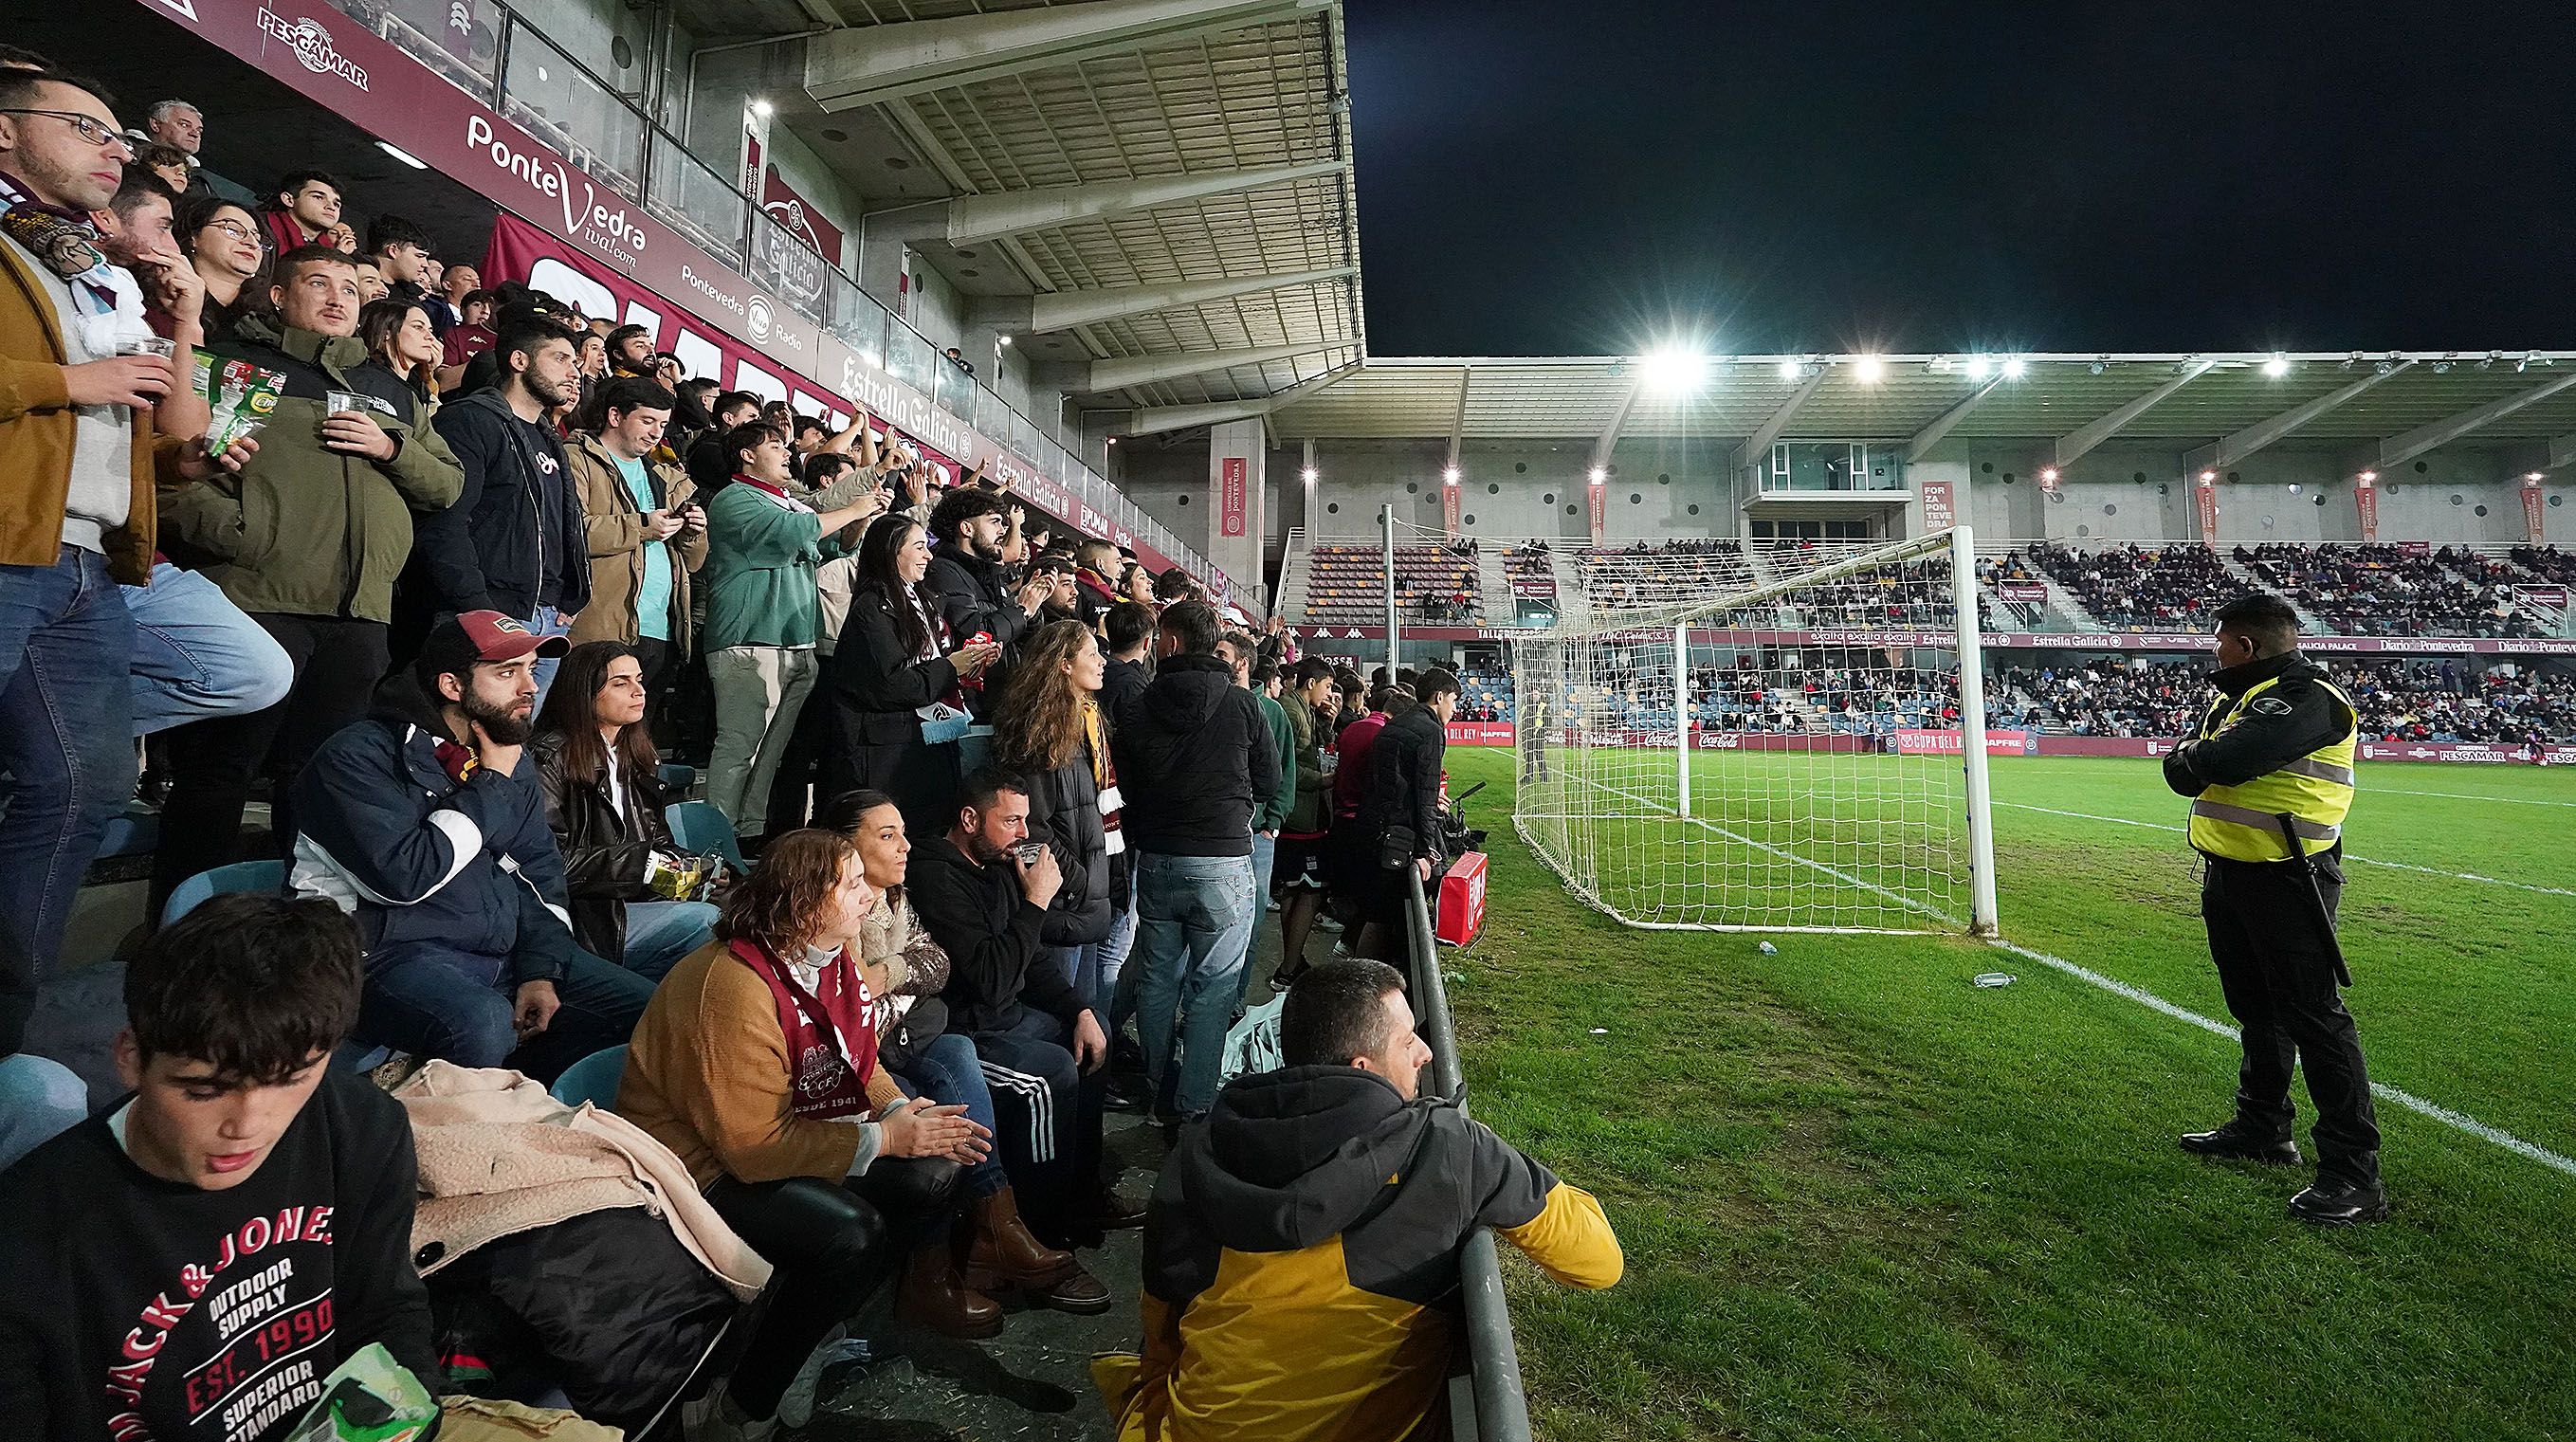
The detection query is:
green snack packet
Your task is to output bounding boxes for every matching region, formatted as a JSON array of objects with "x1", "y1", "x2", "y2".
[
  {"x1": 283, "y1": 1342, "x2": 439, "y2": 1442},
  {"x1": 195, "y1": 348, "x2": 286, "y2": 452}
]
